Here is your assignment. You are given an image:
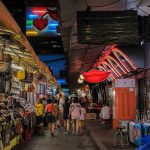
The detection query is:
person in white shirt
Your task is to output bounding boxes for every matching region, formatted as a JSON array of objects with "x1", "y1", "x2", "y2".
[
  {"x1": 79, "y1": 103, "x2": 86, "y2": 134},
  {"x1": 69, "y1": 97, "x2": 81, "y2": 135},
  {"x1": 99, "y1": 103, "x2": 112, "y2": 122}
]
